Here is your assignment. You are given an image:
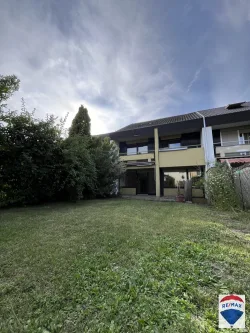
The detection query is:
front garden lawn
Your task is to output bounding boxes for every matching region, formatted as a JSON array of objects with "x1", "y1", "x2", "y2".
[{"x1": 0, "y1": 199, "x2": 250, "y2": 332}]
